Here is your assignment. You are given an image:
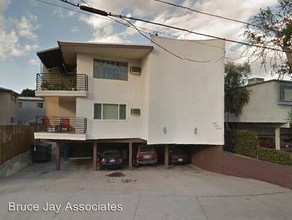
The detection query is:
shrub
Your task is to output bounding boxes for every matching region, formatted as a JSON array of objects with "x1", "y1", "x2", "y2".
[{"x1": 224, "y1": 129, "x2": 292, "y2": 165}]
